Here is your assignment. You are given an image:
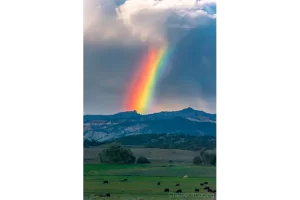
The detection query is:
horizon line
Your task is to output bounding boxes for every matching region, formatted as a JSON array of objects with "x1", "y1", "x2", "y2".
[{"x1": 84, "y1": 107, "x2": 216, "y2": 116}]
